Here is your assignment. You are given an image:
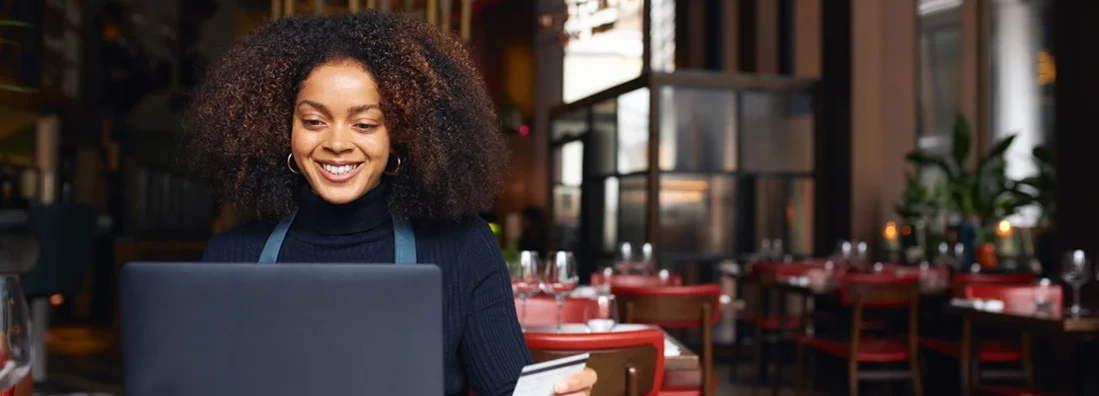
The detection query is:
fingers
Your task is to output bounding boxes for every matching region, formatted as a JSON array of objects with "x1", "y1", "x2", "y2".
[{"x1": 554, "y1": 367, "x2": 597, "y2": 395}]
